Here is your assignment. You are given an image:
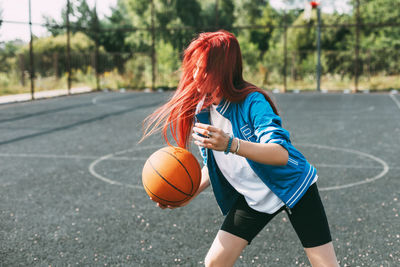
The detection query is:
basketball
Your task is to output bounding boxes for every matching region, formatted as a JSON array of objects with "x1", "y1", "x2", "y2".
[{"x1": 142, "y1": 146, "x2": 202, "y2": 207}]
